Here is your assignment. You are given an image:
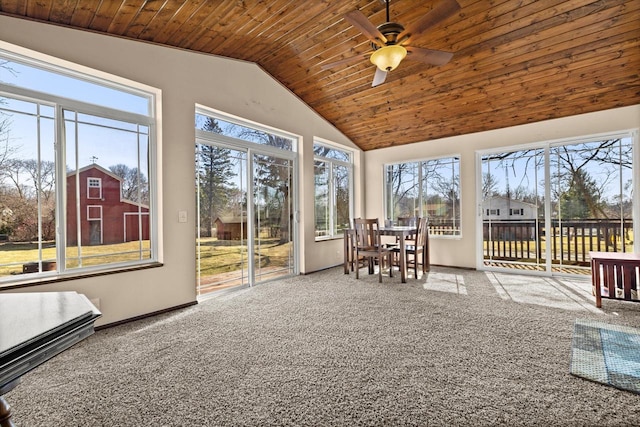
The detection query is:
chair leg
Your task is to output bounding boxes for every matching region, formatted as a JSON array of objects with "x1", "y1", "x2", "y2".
[
  {"x1": 425, "y1": 245, "x2": 430, "y2": 272},
  {"x1": 422, "y1": 250, "x2": 427, "y2": 273}
]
